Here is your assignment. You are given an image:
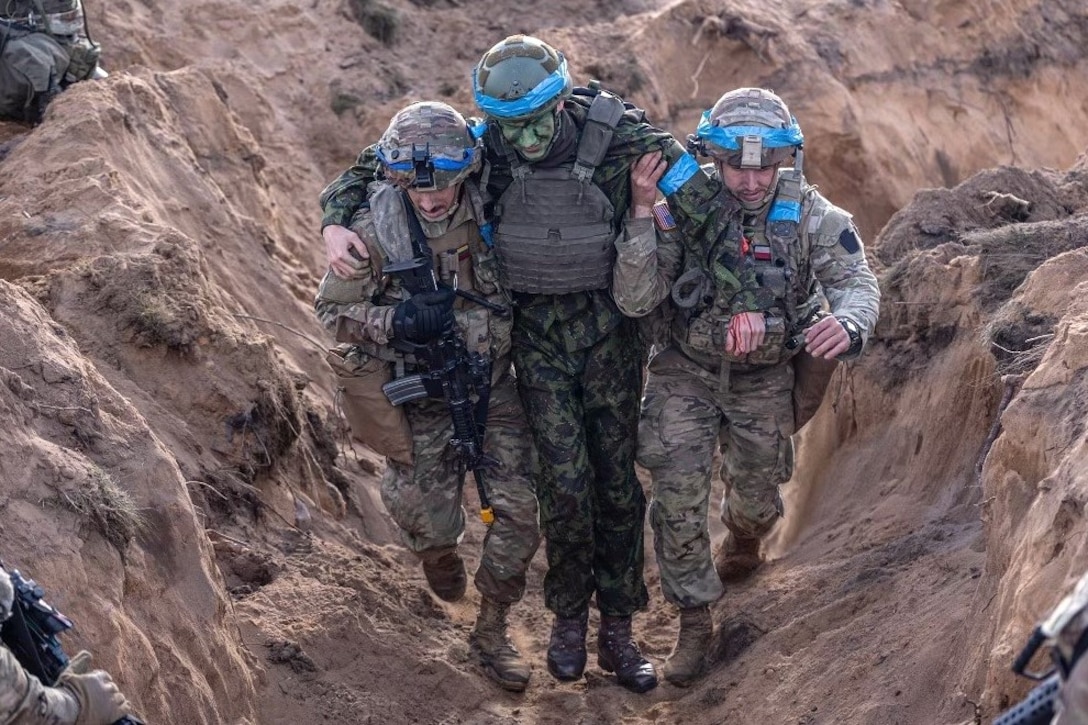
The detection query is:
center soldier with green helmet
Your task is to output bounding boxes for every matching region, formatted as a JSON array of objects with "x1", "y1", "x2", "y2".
[
  {"x1": 319, "y1": 35, "x2": 721, "y2": 693},
  {"x1": 616, "y1": 87, "x2": 881, "y2": 686}
]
